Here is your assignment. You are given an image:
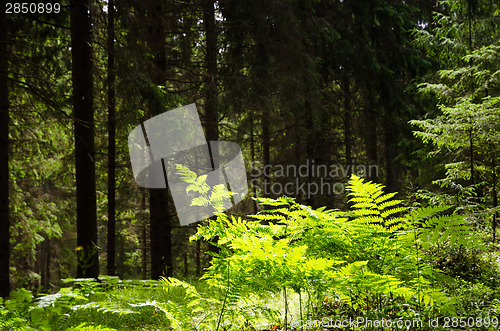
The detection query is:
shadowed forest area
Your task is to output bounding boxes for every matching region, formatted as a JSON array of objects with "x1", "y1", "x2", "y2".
[{"x1": 0, "y1": 0, "x2": 500, "y2": 330}]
